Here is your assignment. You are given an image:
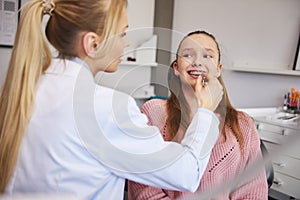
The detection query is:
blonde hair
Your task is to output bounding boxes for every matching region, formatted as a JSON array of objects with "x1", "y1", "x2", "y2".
[{"x1": 0, "y1": 0, "x2": 127, "y2": 192}]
